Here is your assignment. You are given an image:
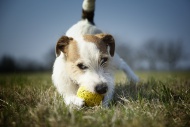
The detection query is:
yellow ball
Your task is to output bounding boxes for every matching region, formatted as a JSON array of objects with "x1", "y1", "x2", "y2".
[{"x1": 77, "y1": 86, "x2": 103, "y2": 107}]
